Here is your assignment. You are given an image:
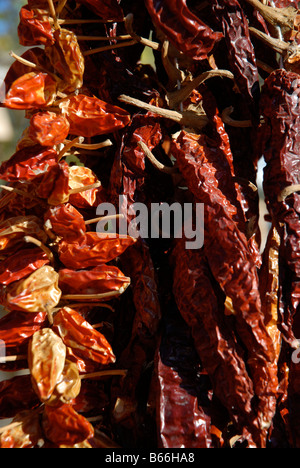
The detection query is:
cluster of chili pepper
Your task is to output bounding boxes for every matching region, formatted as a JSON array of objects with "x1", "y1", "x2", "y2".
[{"x1": 0, "y1": 0, "x2": 299, "y2": 449}]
